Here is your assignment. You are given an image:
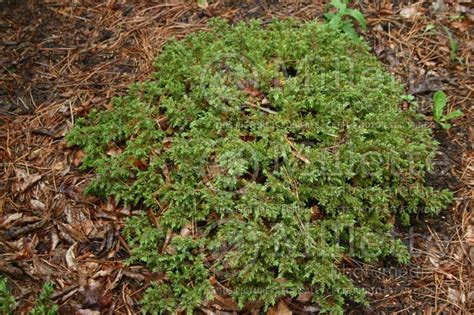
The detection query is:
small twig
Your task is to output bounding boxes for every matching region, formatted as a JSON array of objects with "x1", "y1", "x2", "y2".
[{"x1": 286, "y1": 137, "x2": 310, "y2": 165}]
